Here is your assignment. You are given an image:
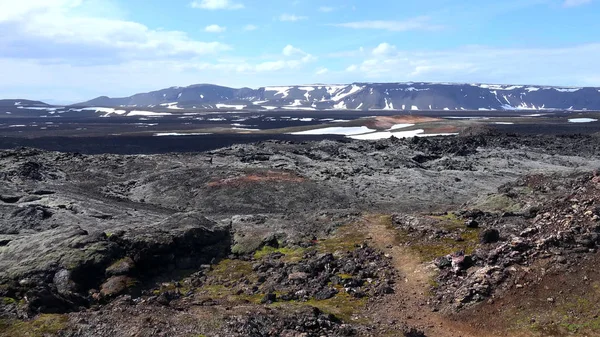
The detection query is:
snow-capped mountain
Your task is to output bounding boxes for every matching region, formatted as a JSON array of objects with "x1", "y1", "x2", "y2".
[{"x1": 72, "y1": 82, "x2": 600, "y2": 112}]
